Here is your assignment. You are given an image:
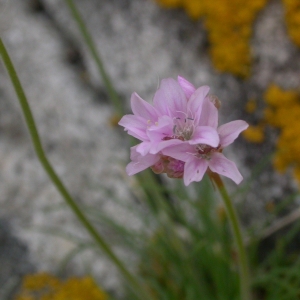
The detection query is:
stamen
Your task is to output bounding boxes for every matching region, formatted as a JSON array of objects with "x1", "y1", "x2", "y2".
[
  {"x1": 173, "y1": 125, "x2": 177, "y2": 134},
  {"x1": 196, "y1": 144, "x2": 221, "y2": 160}
]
